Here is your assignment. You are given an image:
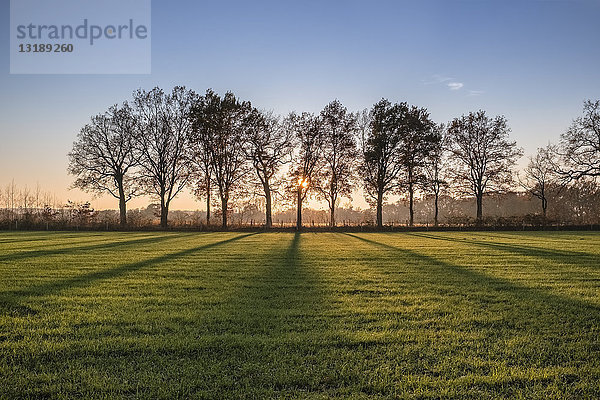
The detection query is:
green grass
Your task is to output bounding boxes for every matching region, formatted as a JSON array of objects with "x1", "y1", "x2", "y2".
[{"x1": 1, "y1": 231, "x2": 600, "y2": 399}]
